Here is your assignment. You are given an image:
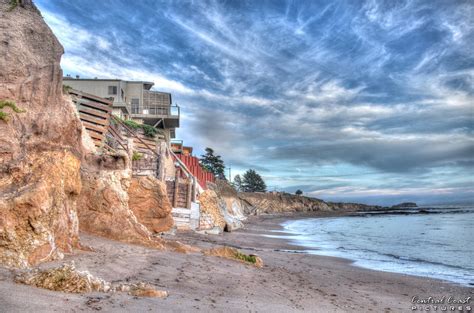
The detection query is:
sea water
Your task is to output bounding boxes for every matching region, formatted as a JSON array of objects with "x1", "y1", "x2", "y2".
[{"x1": 274, "y1": 206, "x2": 474, "y2": 286}]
